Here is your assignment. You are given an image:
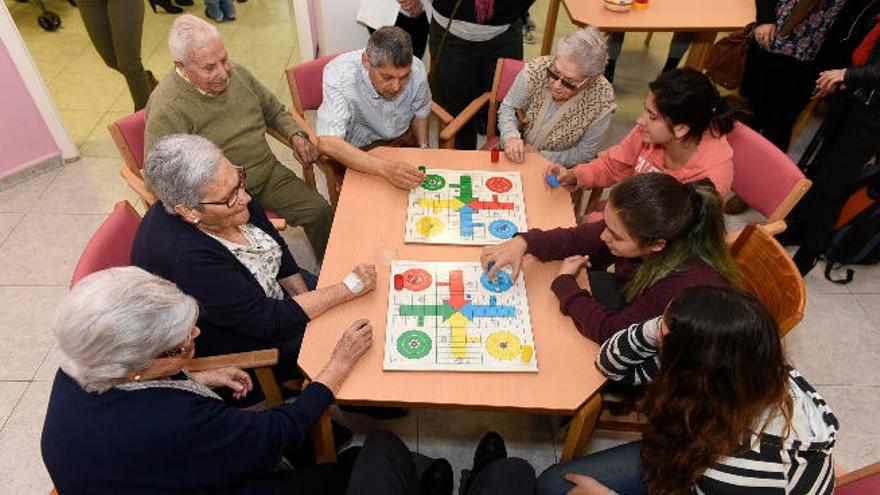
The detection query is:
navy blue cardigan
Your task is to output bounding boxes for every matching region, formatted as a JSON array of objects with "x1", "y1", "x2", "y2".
[
  {"x1": 131, "y1": 201, "x2": 310, "y2": 359},
  {"x1": 42, "y1": 370, "x2": 334, "y2": 494}
]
